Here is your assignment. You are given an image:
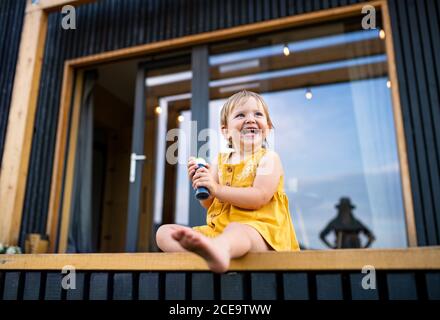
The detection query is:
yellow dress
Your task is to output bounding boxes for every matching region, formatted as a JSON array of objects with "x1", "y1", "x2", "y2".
[{"x1": 193, "y1": 147, "x2": 300, "y2": 251}]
